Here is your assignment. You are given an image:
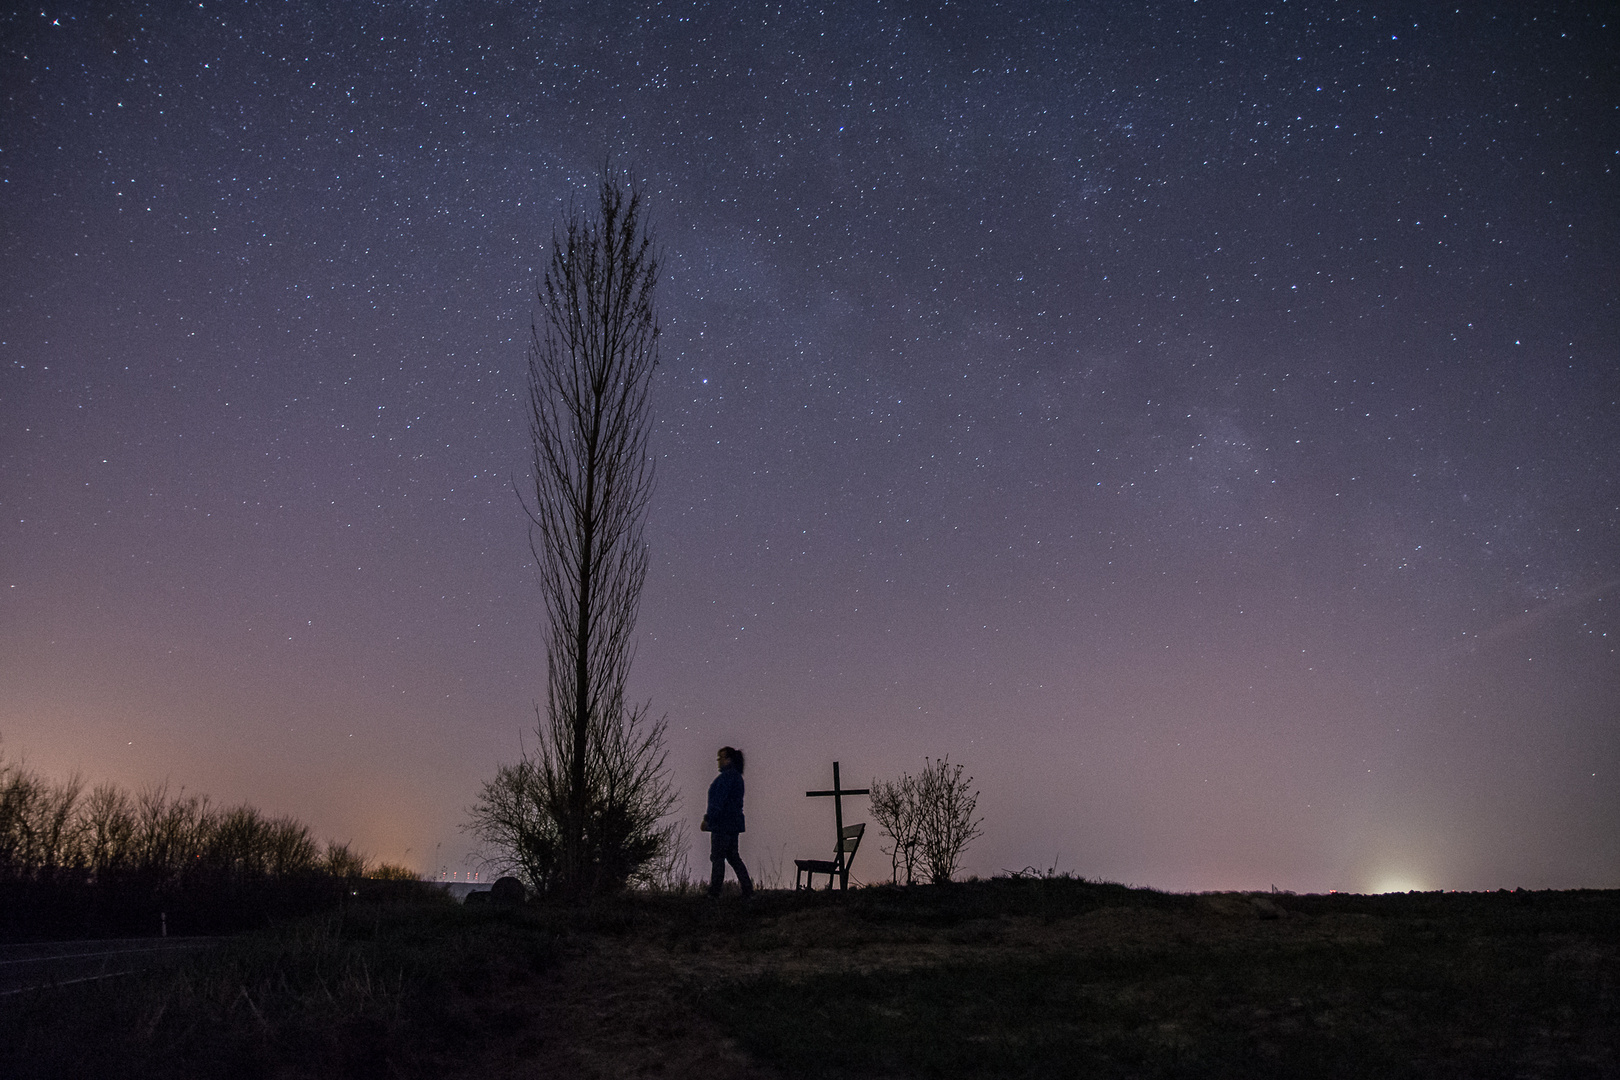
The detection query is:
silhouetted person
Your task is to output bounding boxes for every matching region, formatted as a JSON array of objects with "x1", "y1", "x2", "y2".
[{"x1": 703, "y1": 746, "x2": 752, "y2": 898}]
